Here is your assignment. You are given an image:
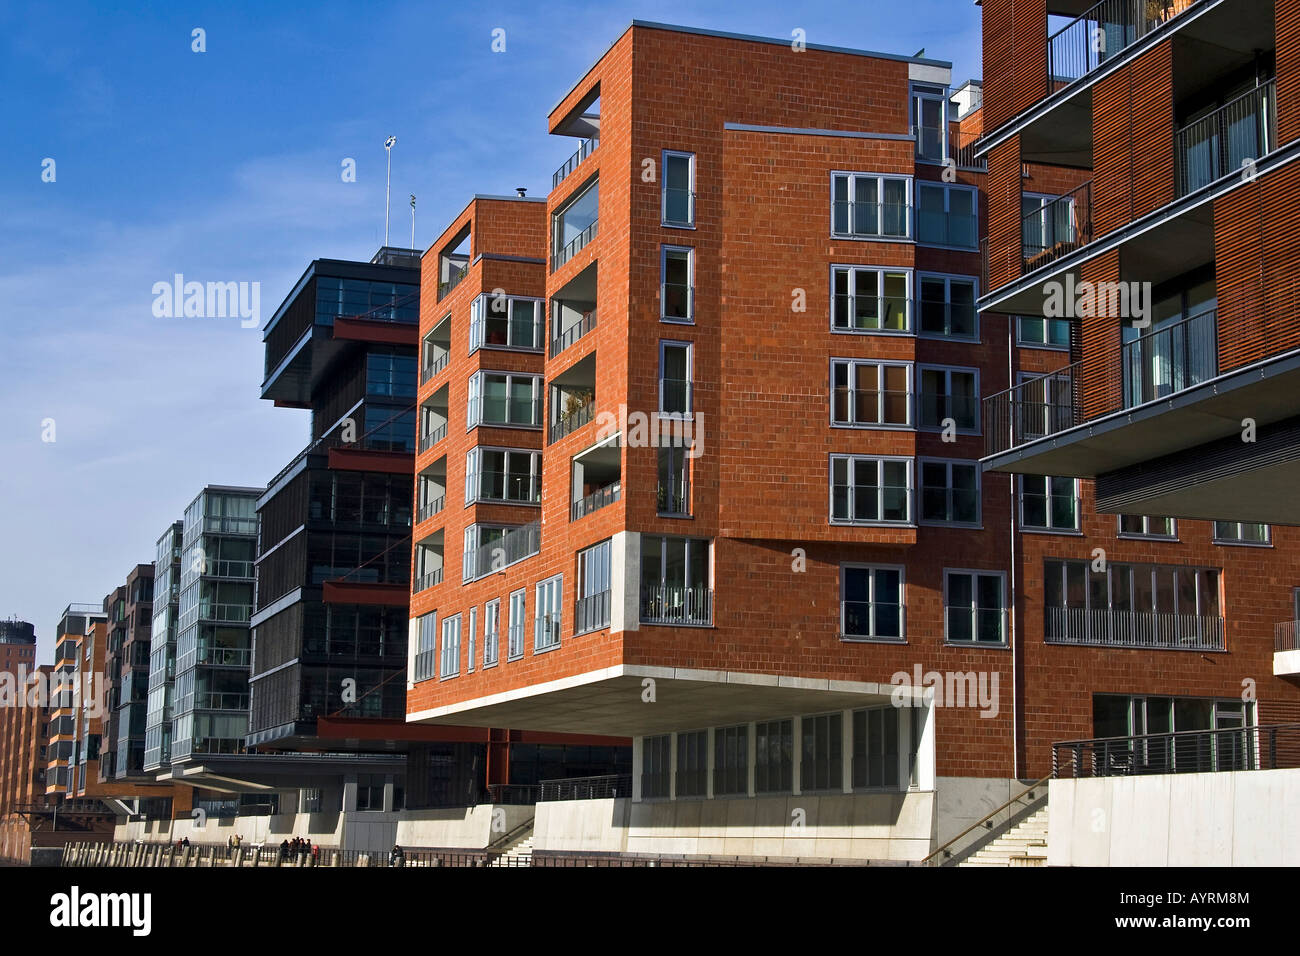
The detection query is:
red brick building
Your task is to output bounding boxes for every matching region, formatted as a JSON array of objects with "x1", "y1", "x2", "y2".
[{"x1": 406, "y1": 20, "x2": 1300, "y2": 862}]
